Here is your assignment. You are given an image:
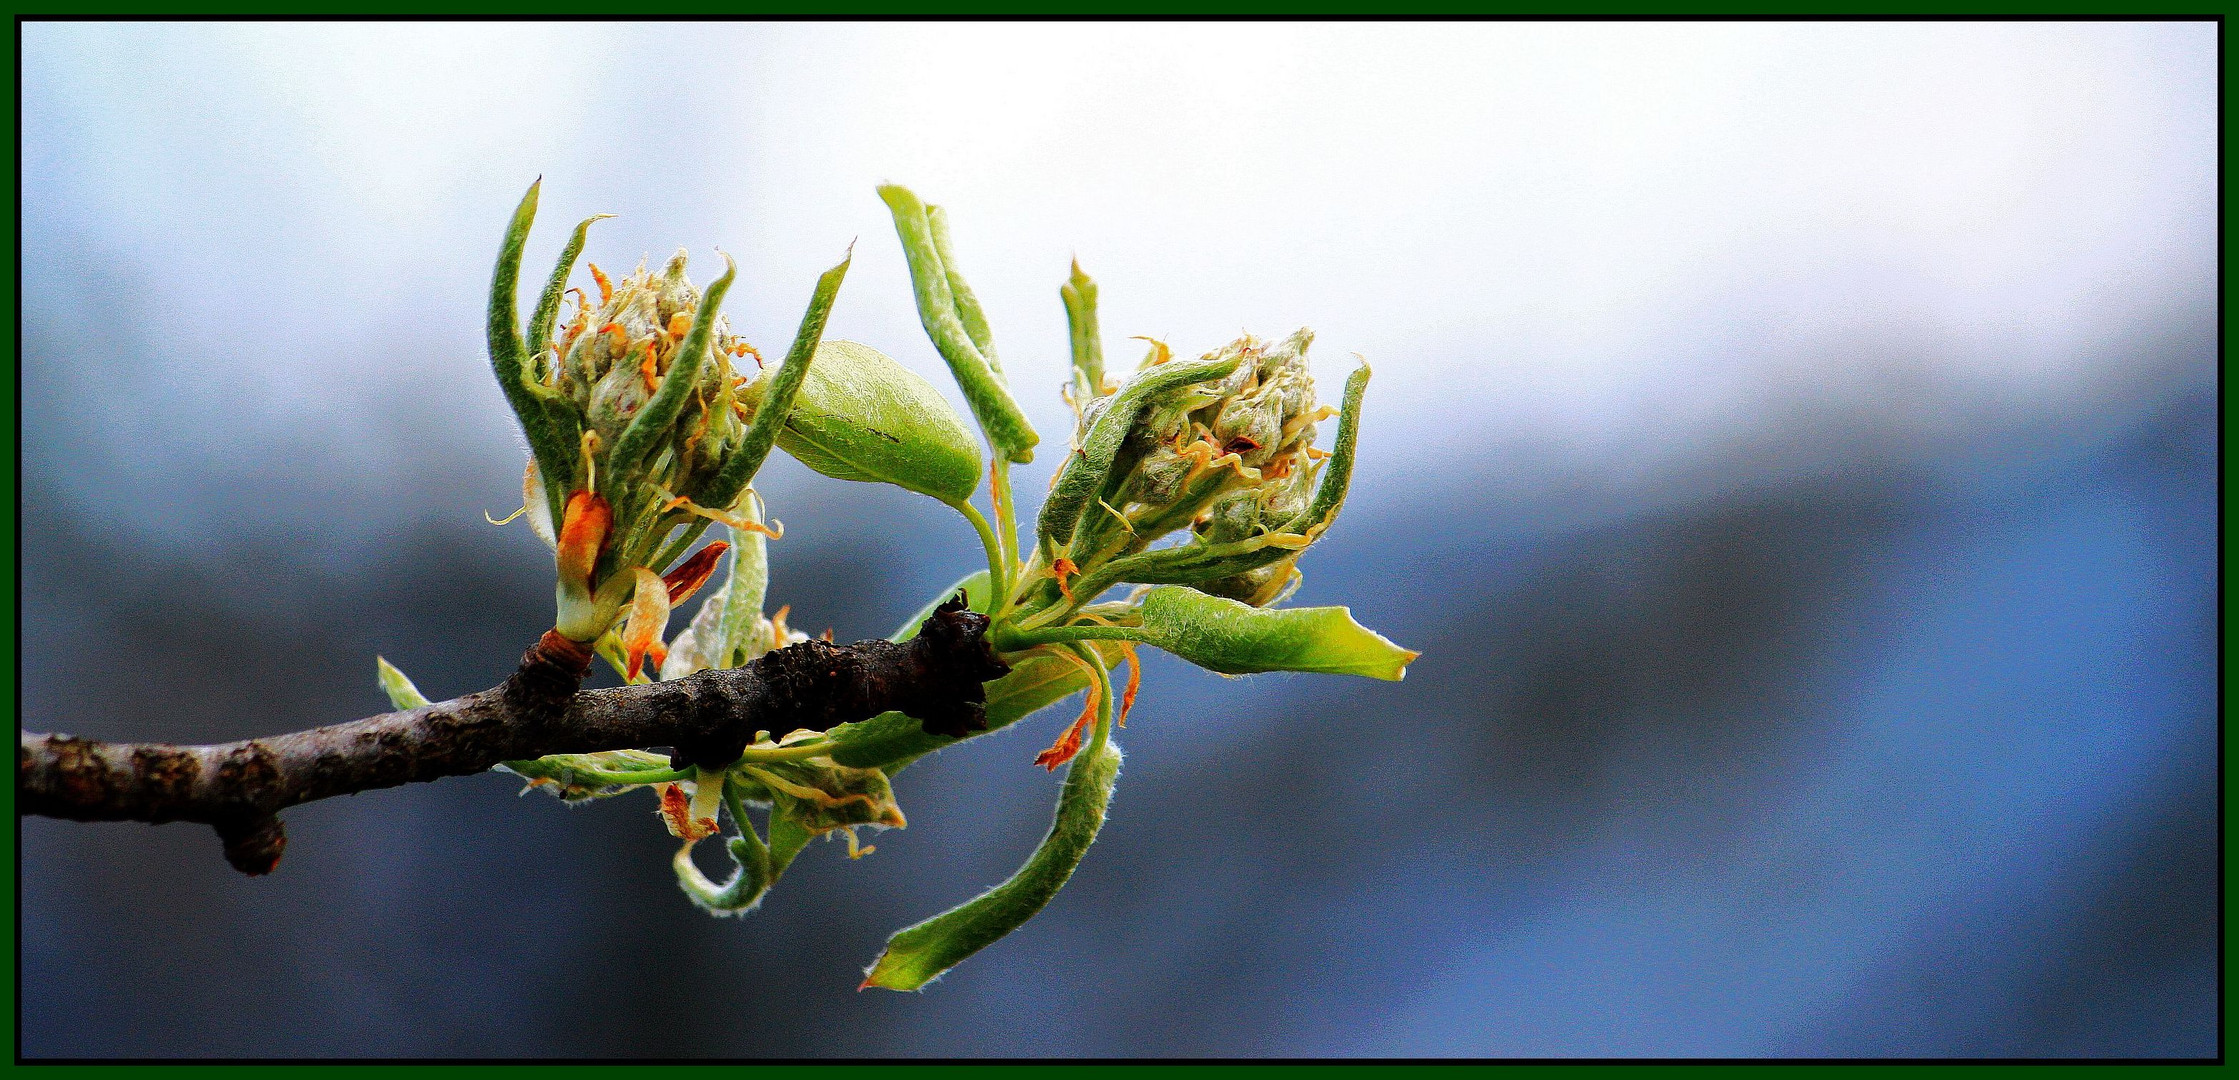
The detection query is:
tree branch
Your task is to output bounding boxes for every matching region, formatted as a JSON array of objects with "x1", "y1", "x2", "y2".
[{"x1": 18, "y1": 596, "x2": 1007, "y2": 876}]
